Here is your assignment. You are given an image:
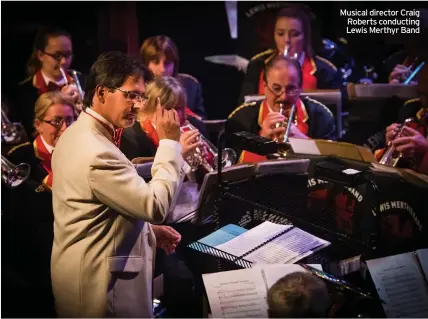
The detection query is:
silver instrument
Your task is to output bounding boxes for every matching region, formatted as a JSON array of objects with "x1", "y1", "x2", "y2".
[
  {"x1": 1, "y1": 102, "x2": 28, "y2": 145},
  {"x1": 180, "y1": 122, "x2": 237, "y2": 172},
  {"x1": 1, "y1": 155, "x2": 31, "y2": 188},
  {"x1": 273, "y1": 102, "x2": 297, "y2": 157},
  {"x1": 60, "y1": 68, "x2": 85, "y2": 111},
  {"x1": 283, "y1": 45, "x2": 298, "y2": 60}
]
